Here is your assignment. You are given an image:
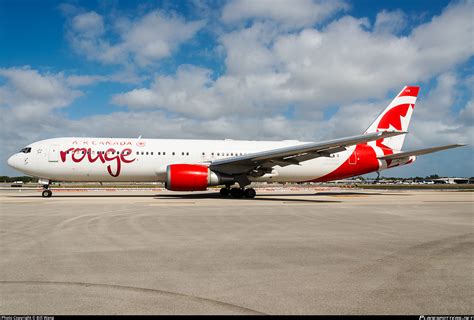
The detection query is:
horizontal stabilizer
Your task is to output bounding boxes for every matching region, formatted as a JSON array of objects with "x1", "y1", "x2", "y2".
[{"x1": 377, "y1": 144, "x2": 466, "y2": 161}]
